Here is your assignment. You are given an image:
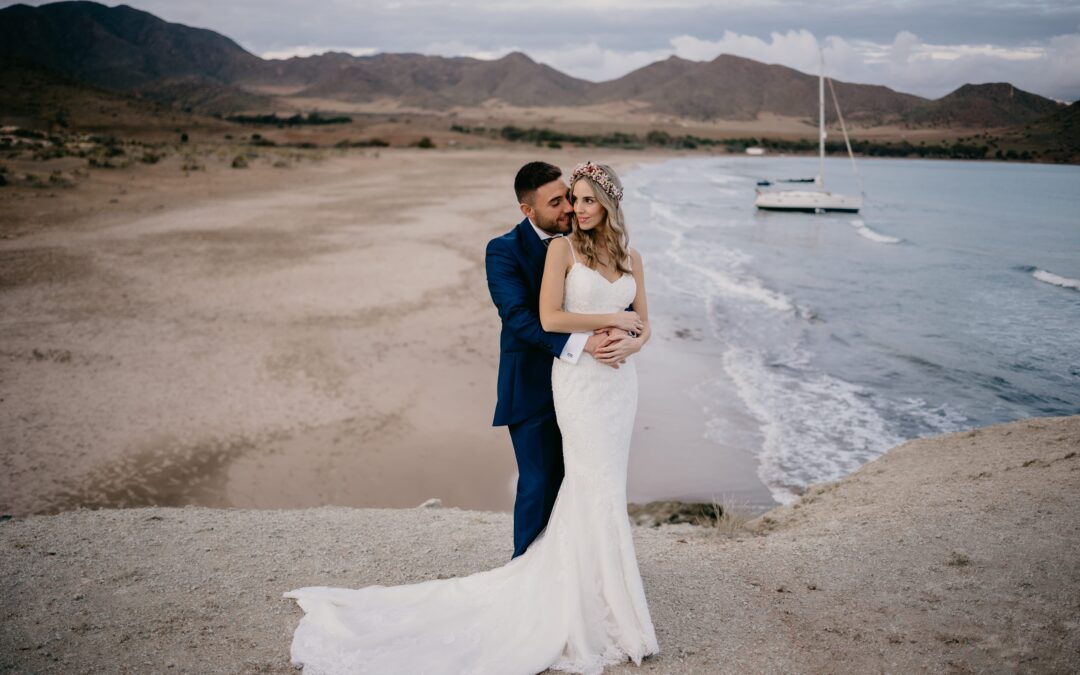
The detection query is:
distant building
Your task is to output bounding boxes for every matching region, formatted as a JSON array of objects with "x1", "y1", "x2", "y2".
[{"x1": 745, "y1": 146, "x2": 765, "y2": 156}]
